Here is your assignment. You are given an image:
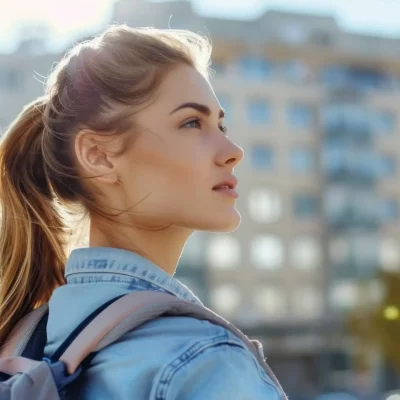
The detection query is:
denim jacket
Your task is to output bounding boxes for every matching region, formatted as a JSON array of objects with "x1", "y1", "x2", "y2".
[{"x1": 44, "y1": 247, "x2": 285, "y2": 399}]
